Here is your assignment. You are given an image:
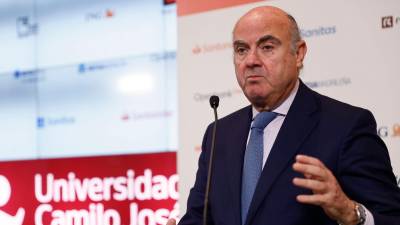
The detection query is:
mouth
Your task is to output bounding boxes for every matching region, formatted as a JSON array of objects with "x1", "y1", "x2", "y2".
[{"x1": 246, "y1": 75, "x2": 264, "y2": 81}]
